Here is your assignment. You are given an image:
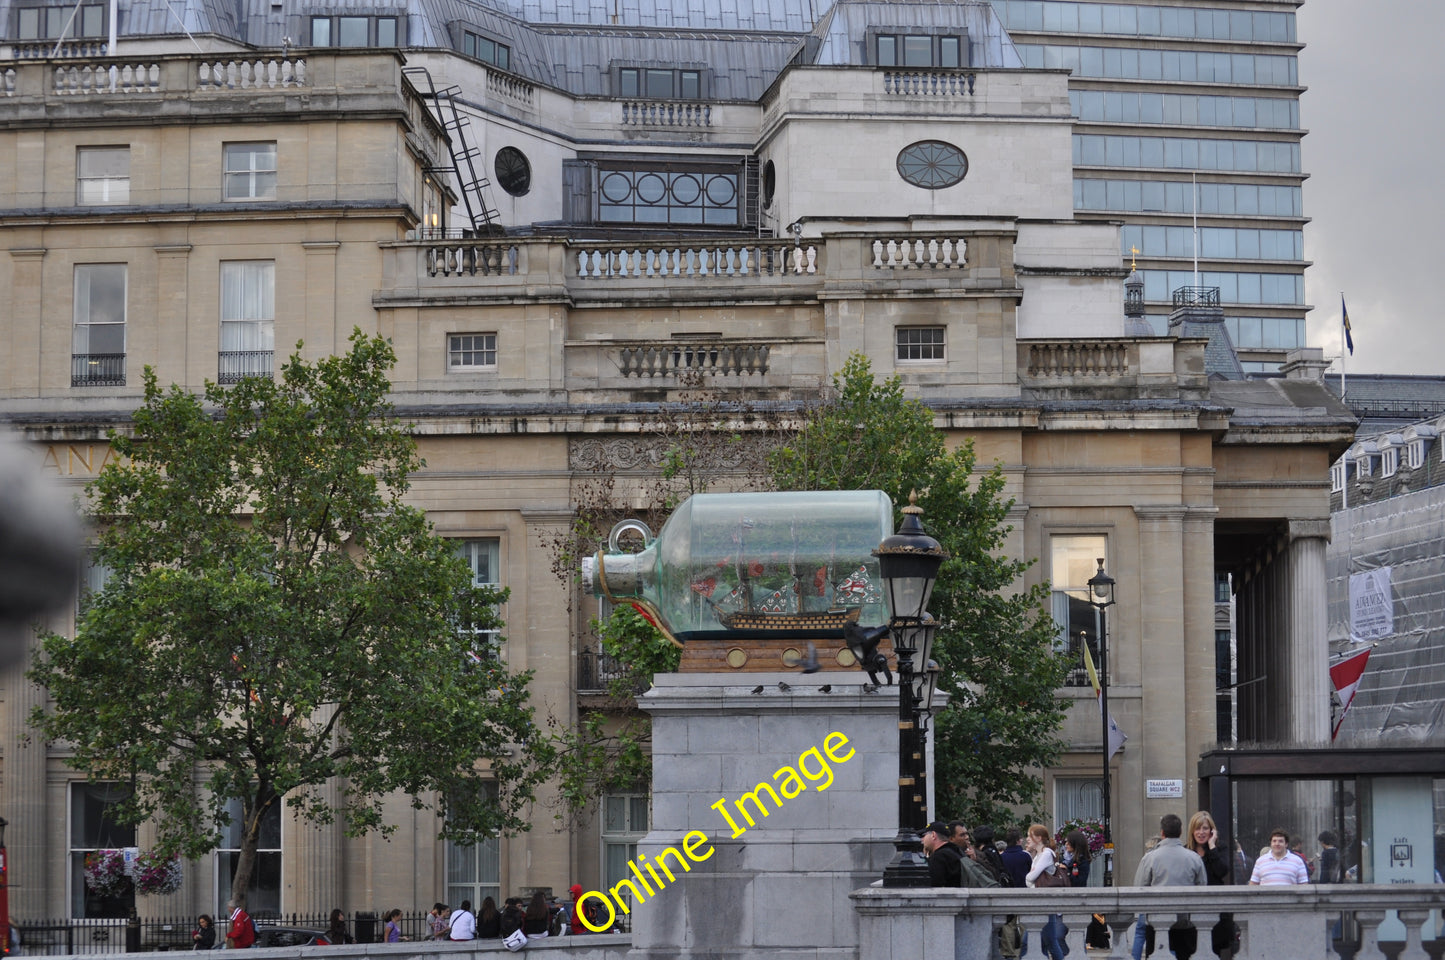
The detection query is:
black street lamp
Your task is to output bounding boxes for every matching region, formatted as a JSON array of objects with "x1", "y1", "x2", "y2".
[
  {"x1": 1086, "y1": 558, "x2": 1116, "y2": 886},
  {"x1": 1, "y1": 816, "x2": 10, "y2": 957},
  {"x1": 871, "y1": 495, "x2": 947, "y2": 888}
]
